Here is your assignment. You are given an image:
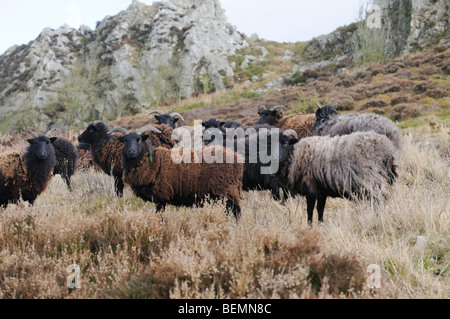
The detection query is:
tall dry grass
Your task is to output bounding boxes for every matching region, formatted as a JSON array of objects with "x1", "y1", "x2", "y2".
[{"x1": 0, "y1": 127, "x2": 448, "y2": 299}]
